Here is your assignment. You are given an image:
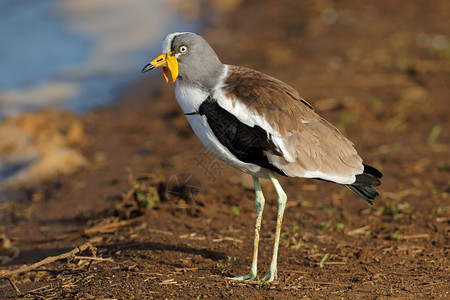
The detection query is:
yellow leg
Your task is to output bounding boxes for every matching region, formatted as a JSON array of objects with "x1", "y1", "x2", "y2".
[
  {"x1": 262, "y1": 171, "x2": 287, "y2": 282},
  {"x1": 229, "y1": 176, "x2": 265, "y2": 281}
]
